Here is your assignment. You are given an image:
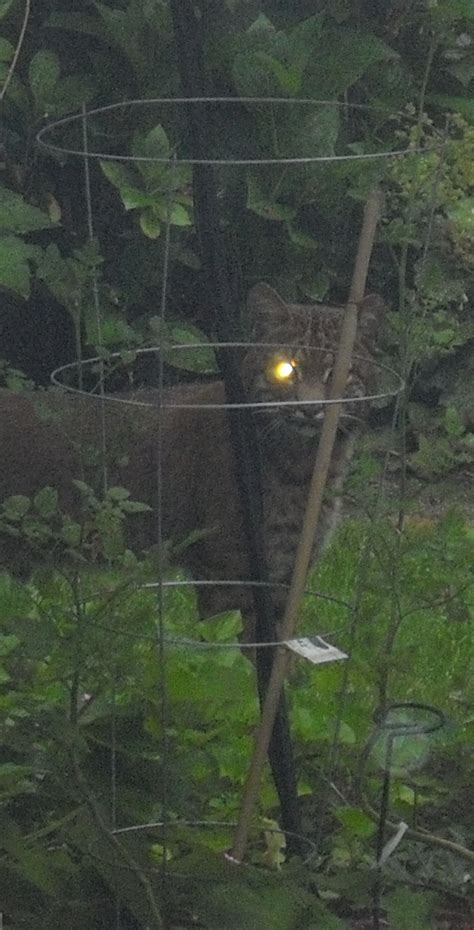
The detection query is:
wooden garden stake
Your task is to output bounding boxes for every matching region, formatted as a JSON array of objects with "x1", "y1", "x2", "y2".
[{"x1": 231, "y1": 187, "x2": 383, "y2": 862}]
